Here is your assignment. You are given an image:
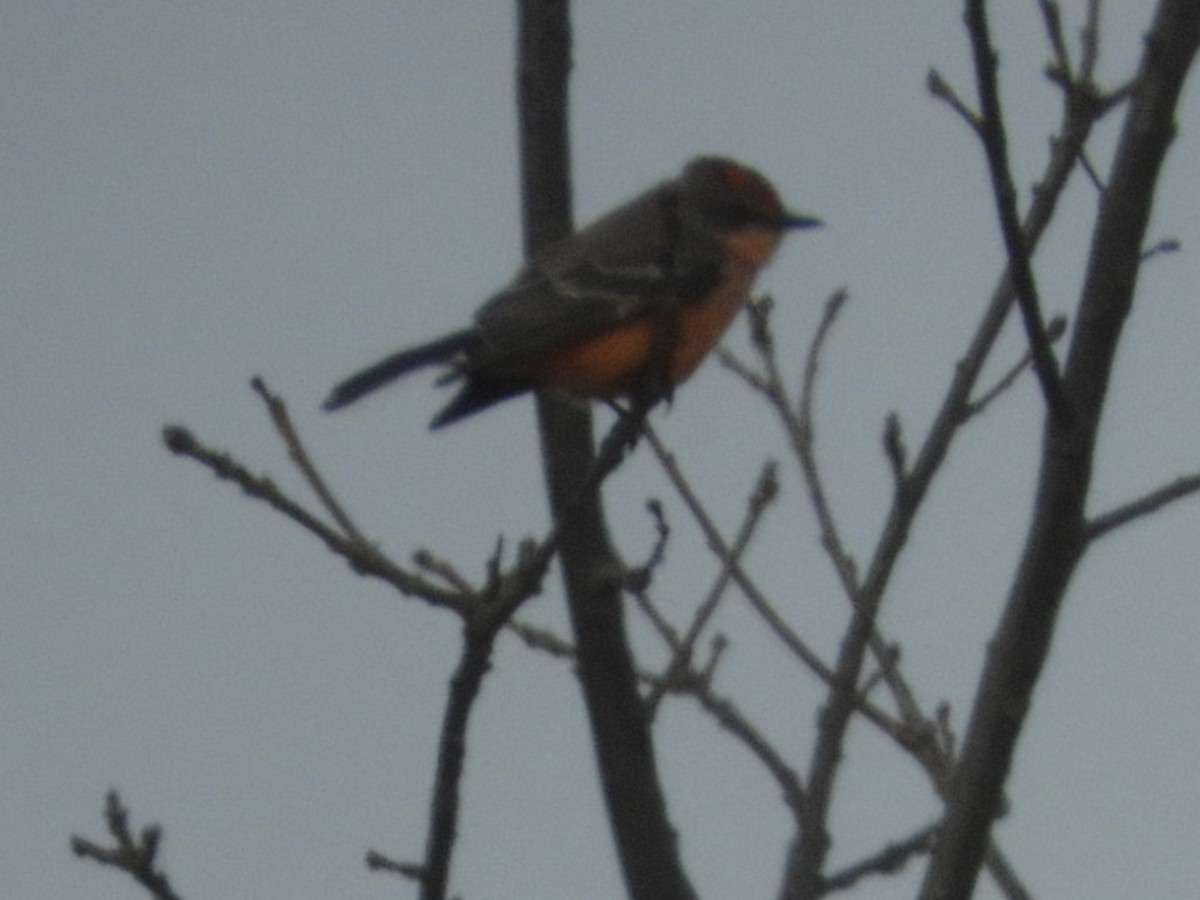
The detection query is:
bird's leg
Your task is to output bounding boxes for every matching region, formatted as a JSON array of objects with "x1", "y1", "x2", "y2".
[{"x1": 601, "y1": 396, "x2": 653, "y2": 454}]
